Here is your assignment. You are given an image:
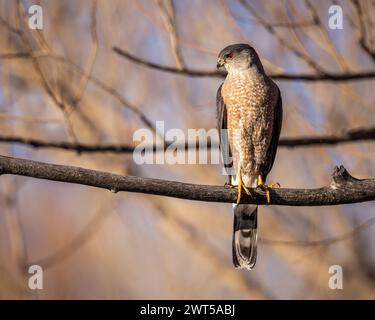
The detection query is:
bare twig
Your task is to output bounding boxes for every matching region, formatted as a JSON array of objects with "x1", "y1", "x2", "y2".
[
  {"x1": 0, "y1": 49, "x2": 157, "y2": 132},
  {"x1": 352, "y1": 0, "x2": 375, "y2": 62},
  {"x1": 260, "y1": 216, "x2": 375, "y2": 246},
  {"x1": 15, "y1": 1, "x2": 78, "y2": 143},
  {"x1": 156, "y1": 0, "x2": 185, "y2": 69},
  {"x1": 0, "y1": 155, "x2": 374, "y2": 206},
  {"x1": 239, "y1": 0, "x2": 324, "y2": 72},
  {"x1": 0, "y1": 52, "x2": 30, "y2": 59},
  {"x1": 113, "y1": 46, "x2": 375, "y2": 81},
  {"x1": 73, "y1": 0, "x2": 98, "y2": 106},
  {"x1": 1, "y1": 9, "x2": 149, "y2": 128}
]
